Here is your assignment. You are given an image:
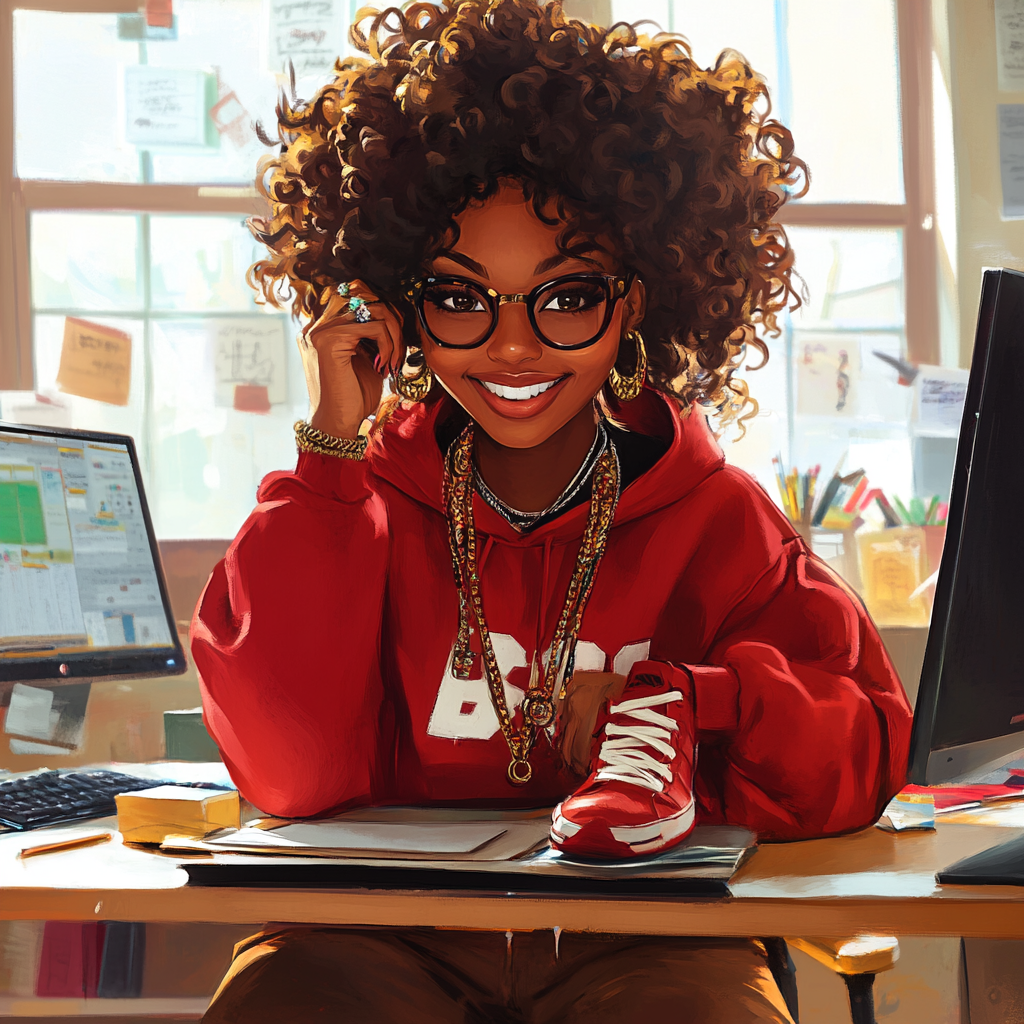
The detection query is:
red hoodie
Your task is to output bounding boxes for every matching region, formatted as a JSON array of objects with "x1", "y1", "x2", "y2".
[{"x1": 192, "y1": 390, "x2": 912, "y2": 840}]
